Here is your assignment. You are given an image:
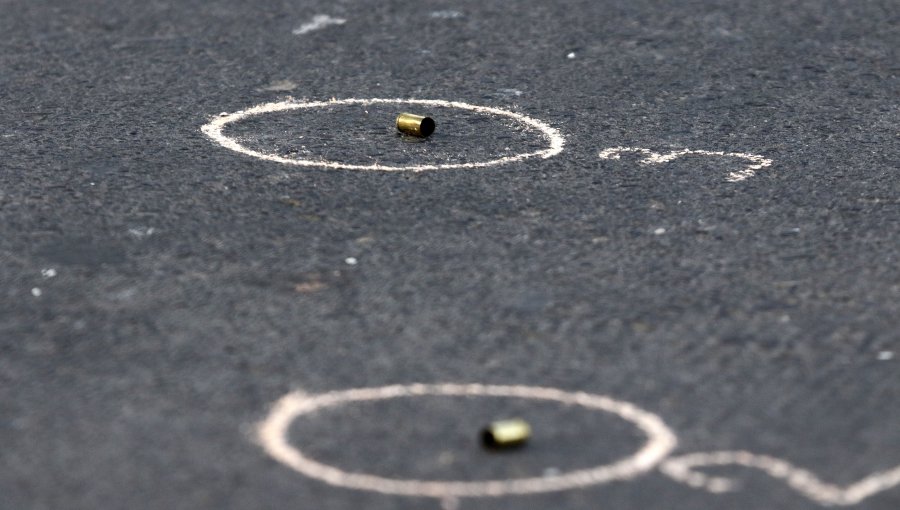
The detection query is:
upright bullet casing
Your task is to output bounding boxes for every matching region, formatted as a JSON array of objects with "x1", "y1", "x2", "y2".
[
  {"x1": 396, "y1": 113, "x2": 435, "y2": 137},
  {"x1": 481, "y1": 419, "x2": 531, "y2": 449}
]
